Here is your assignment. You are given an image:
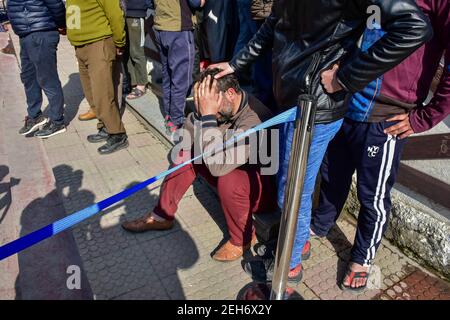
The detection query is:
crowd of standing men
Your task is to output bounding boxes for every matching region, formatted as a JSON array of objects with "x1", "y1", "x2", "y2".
[{"x1": 5, "y1": 0, "x2": 450, "y2": 294}]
